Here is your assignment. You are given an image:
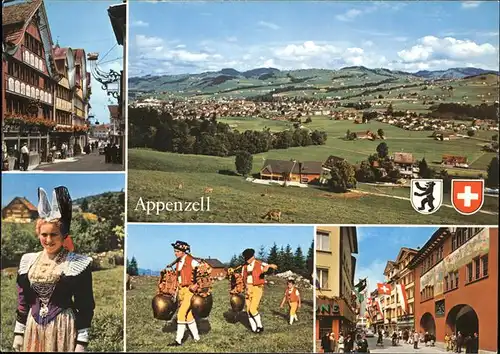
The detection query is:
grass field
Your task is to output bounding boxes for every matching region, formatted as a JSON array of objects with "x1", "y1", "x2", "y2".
[
  {"x1": 128, "y1": 115, "x2": 498, "y2": 224},
  {"x1": 0, "y1": 266, "x2": 124, "y2": 352},
  {"x1": 126, "y1": 275, "x2": 314, "y2": 352},
  {"x1": 127, "y1": 149, "x2": 497, "y2": 224}
]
